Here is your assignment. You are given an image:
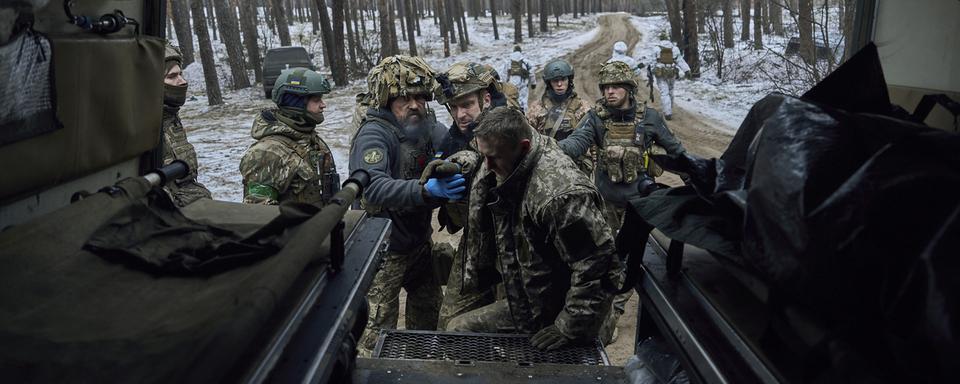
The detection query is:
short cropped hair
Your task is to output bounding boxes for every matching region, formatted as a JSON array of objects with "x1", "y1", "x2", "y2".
[{"x1": 473, "y1": 106, "x2": 533, "y2": 145}]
